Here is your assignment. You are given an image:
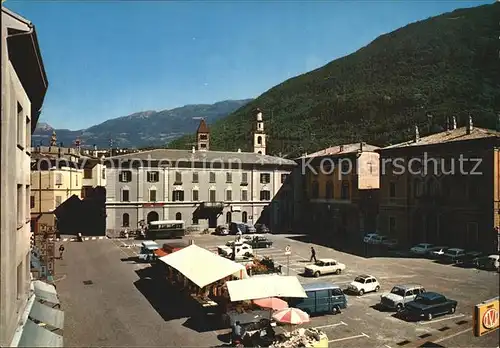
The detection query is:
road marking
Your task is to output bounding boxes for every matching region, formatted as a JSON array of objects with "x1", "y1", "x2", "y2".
[
  {"x1": 418, "y1": 314, "x2": 465, "y2": 325},
  {"x1": 356, "y1": 292, "x2": 383, "y2": 299},
  {"x1": 384, "y1": 345, "x2": 392, "y2": 348},
  {"x1": 314, "y1": 321, "x2": 347, "y2": 329},
  {"x1": 433, "y1": 327, "x2": 471, "y2": 343},
  {"x1": 328, "y1": 332, "x2": 369, "y2": 343}
]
